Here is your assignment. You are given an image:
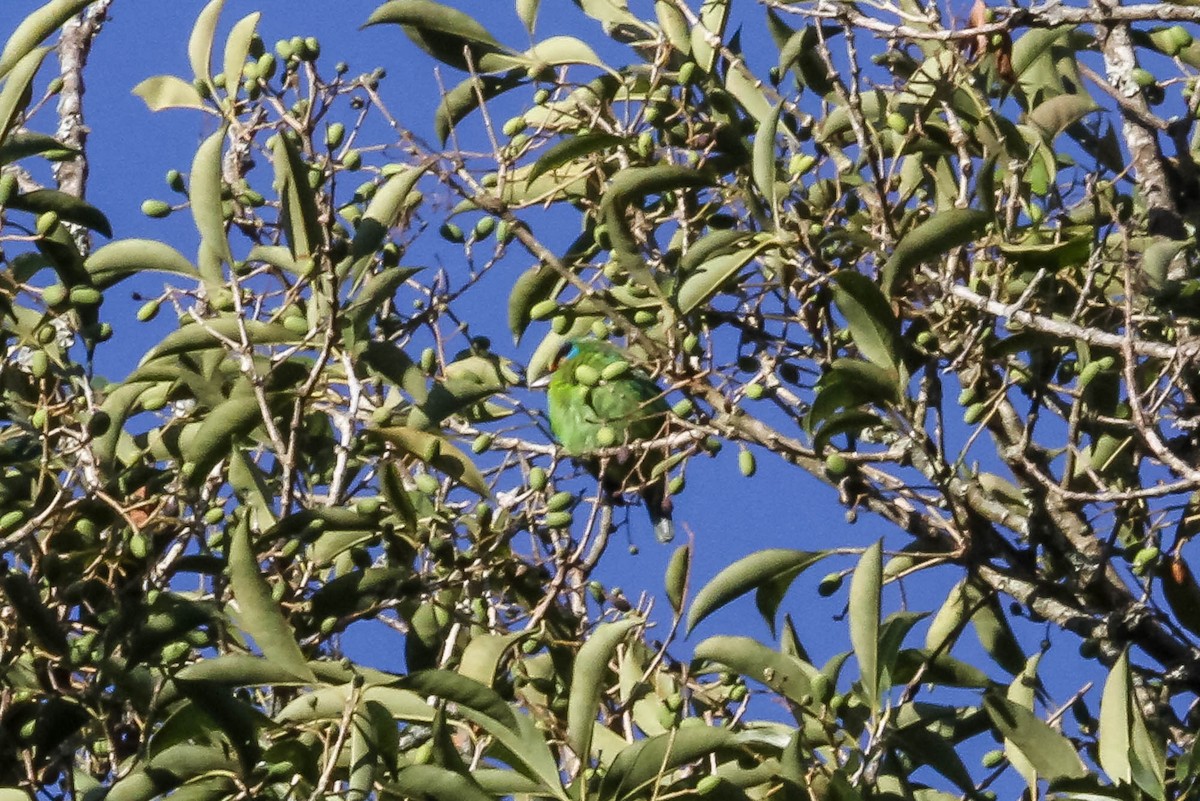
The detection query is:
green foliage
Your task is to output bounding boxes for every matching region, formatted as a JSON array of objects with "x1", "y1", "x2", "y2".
[{"x1": 5, "y1": 0, "x2": 1200, "y2": 799}]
